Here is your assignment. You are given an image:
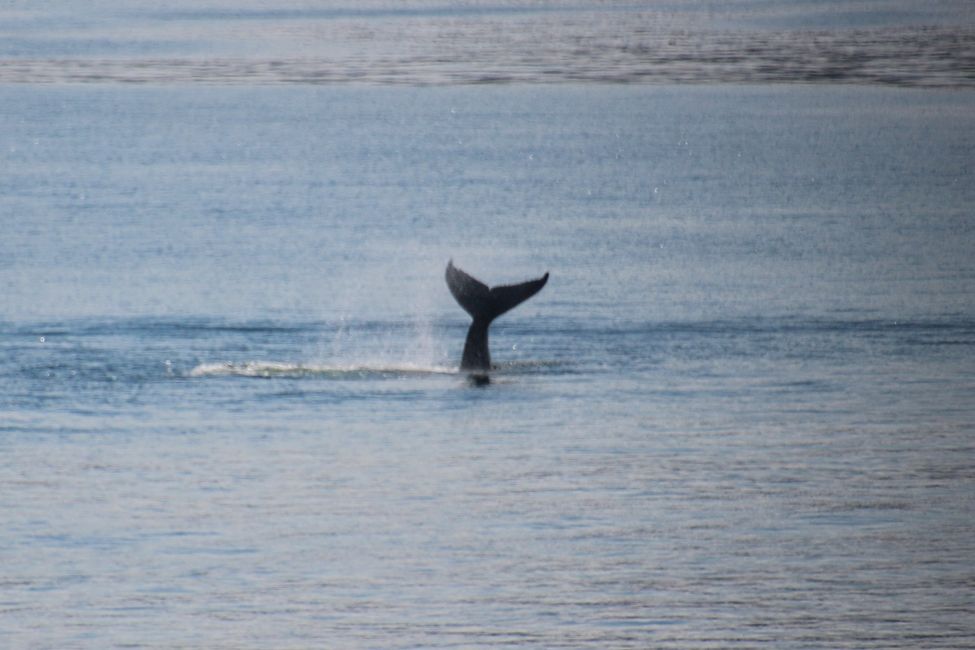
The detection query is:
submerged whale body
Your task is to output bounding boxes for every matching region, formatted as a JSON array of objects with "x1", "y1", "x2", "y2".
[{"x1": 445, "y1": 260, "x2": 549, "y2": 372}]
